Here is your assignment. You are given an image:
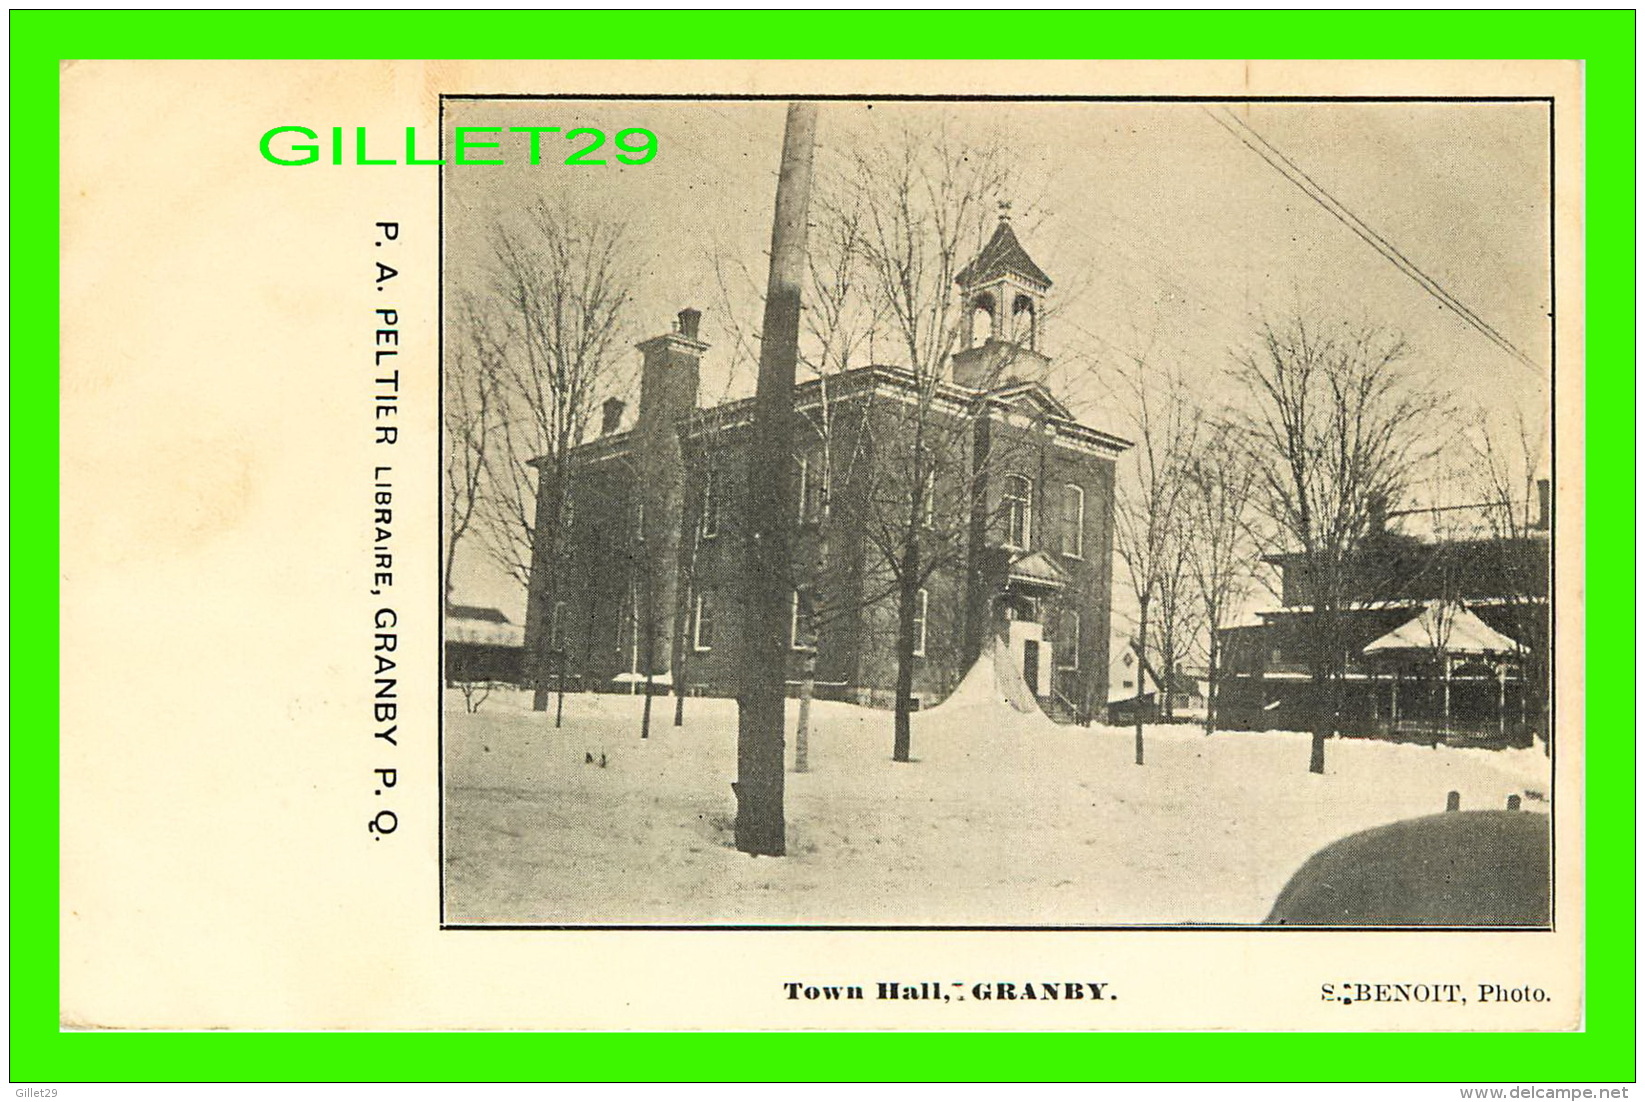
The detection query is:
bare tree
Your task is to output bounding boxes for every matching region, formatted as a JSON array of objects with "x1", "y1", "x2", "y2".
[
  {"x1": 1184, "y1": 427, "x2": 1260, "y2": 733},
  {"x1": 468, "y1": 198, "x2": 636, "y2": 710},
  {"x1": 1469, "y1": 406, "x2": 1552, "y2": 752},
  {"x1": 826, "y1": 121, "x2": 1032, "y2": 763},
  {"x1": 1114, "y1": 361, "x2": 1200, "y2": 762},
  {"x1": 443, "y1": 296, "x2": 501, "y2": 602},
  {"x1": 1152, "y1": 506, "x2": 1203, "y2": 724},
  {"x1": 1233, "y1": 314, "x2": 1442, "y2": 774},
  {"x1": 706, "y1": 116, "x2": 1057, "y2": 764}
]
